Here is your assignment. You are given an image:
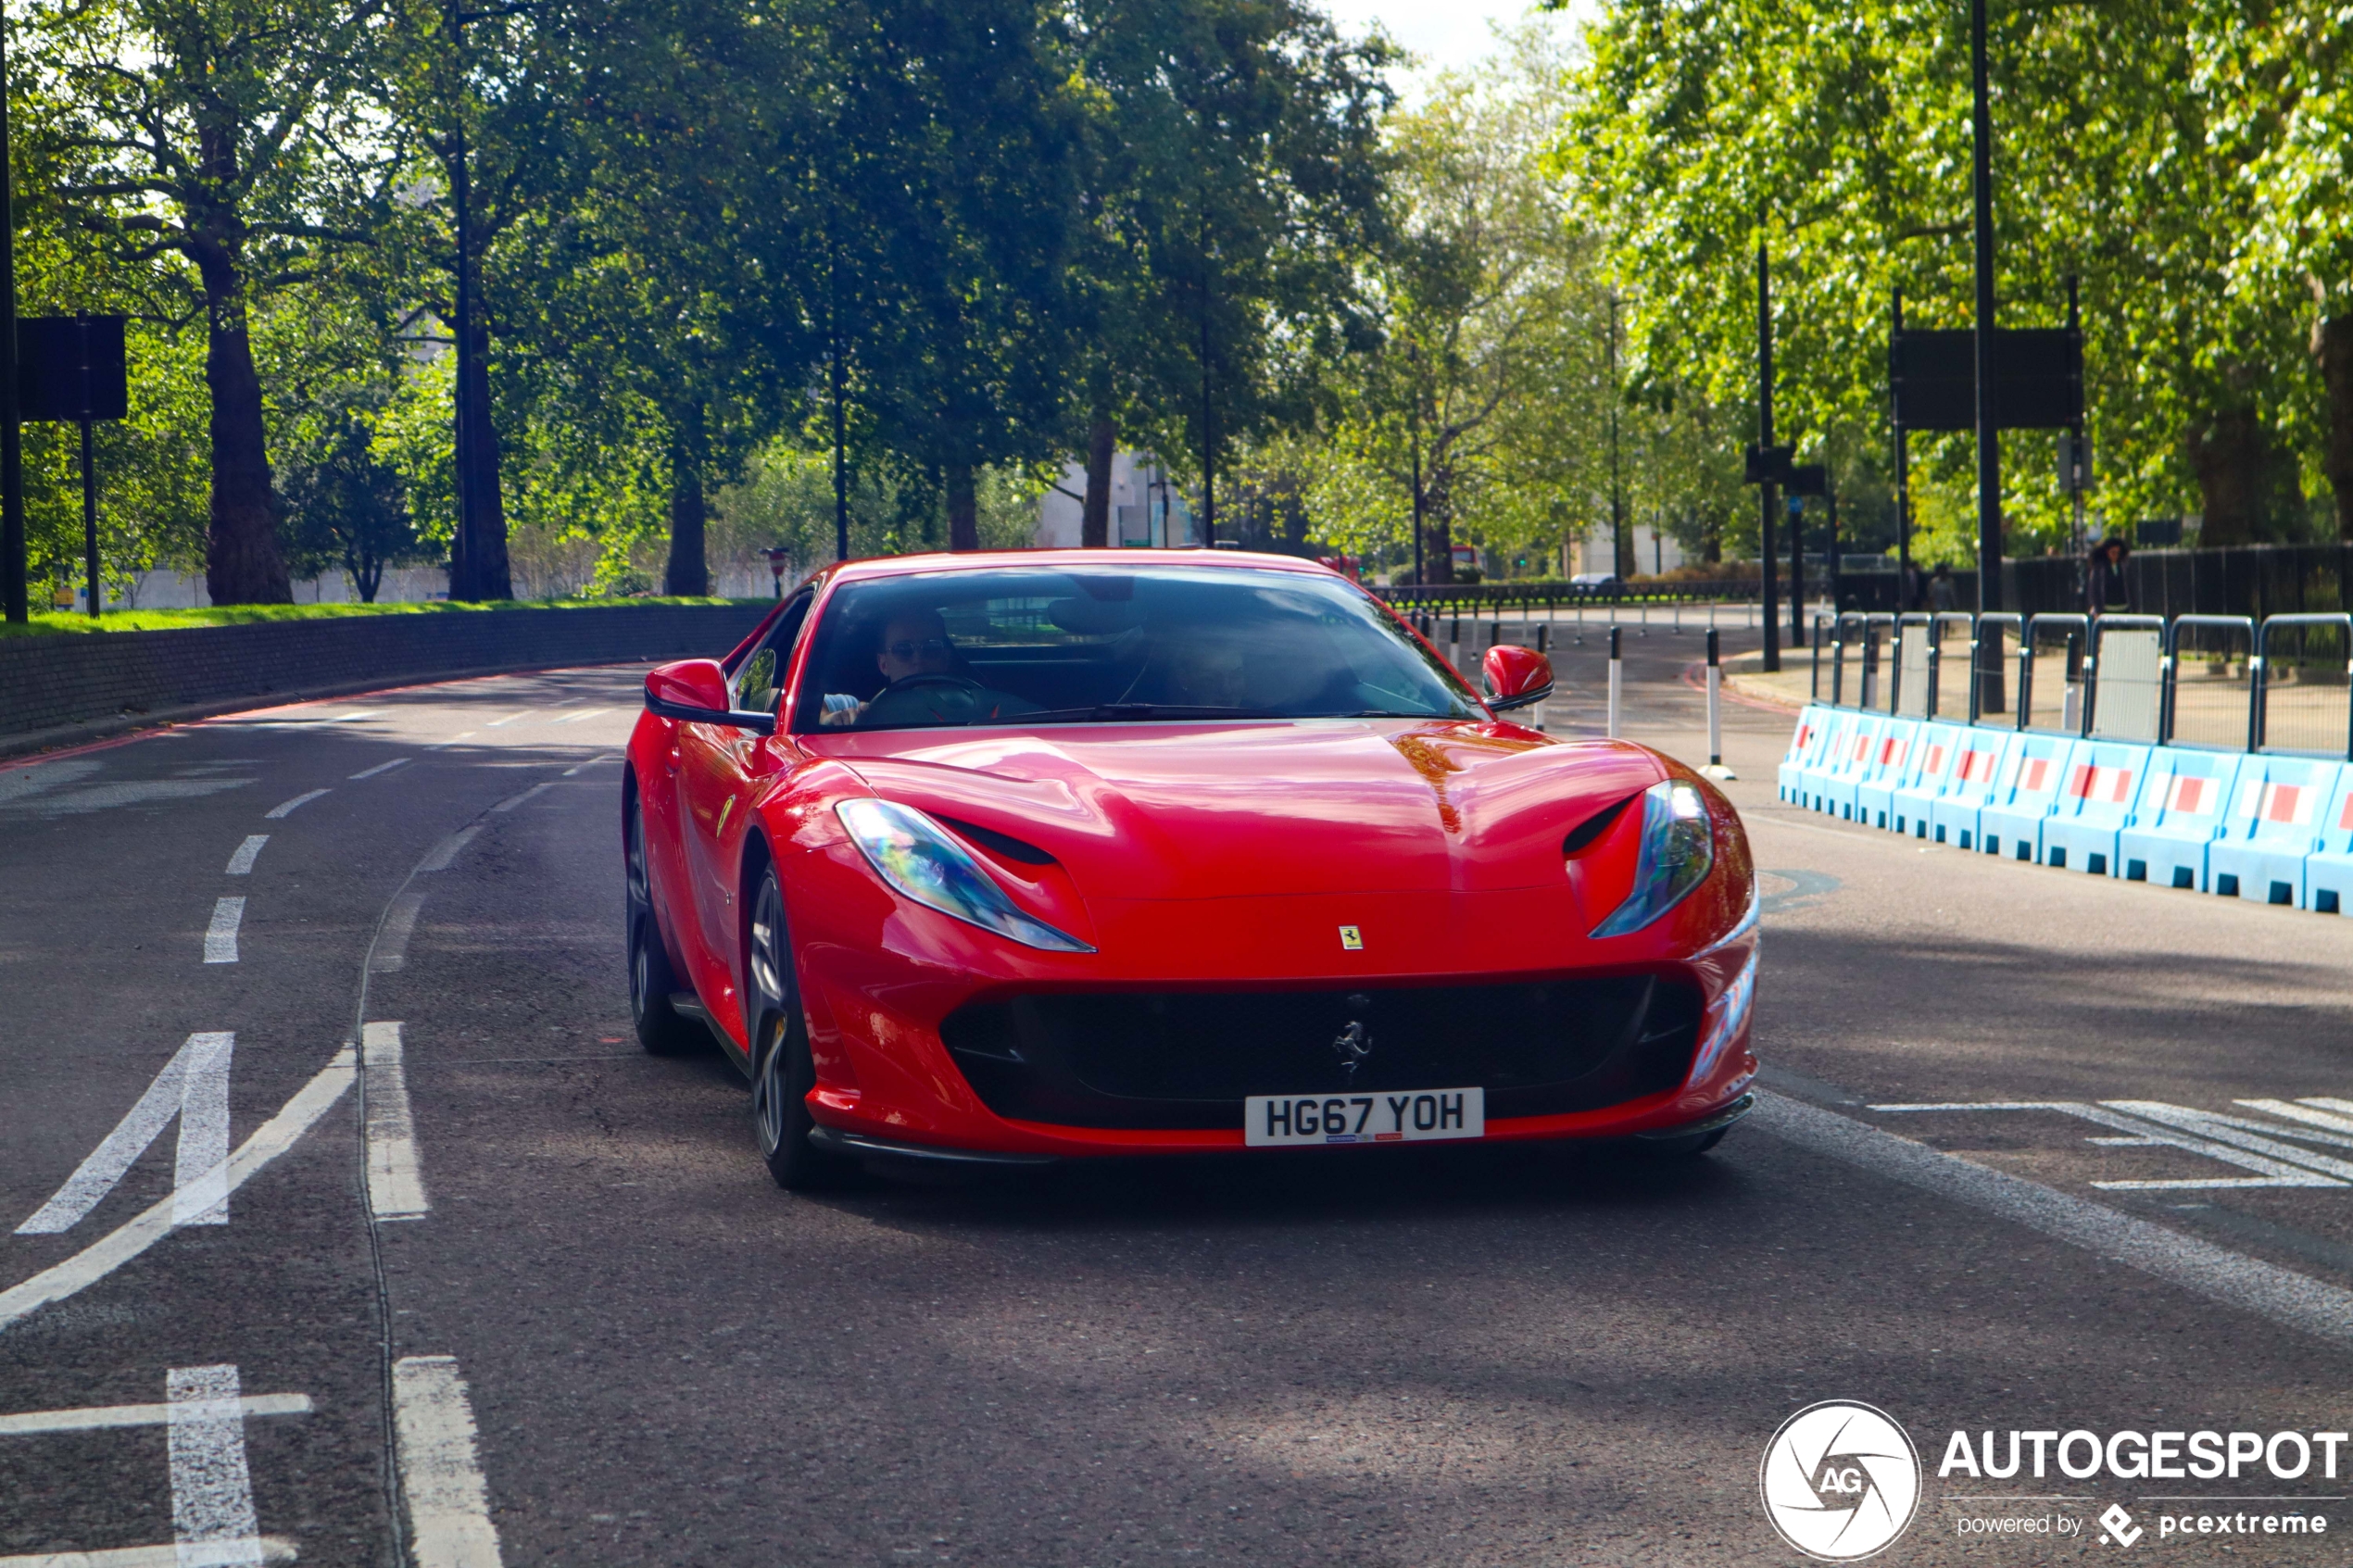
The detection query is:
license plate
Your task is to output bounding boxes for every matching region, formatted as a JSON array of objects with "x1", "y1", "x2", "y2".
[{"x1": 1243, "y1": 1087, "x2": 1485, "y2": 1148}]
